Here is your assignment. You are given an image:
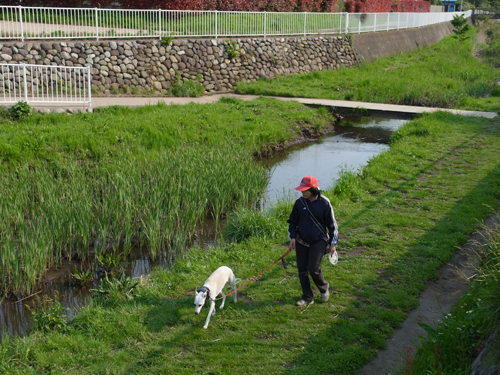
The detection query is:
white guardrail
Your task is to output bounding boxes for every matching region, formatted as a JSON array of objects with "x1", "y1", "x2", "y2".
[
  {"x1": 0, "y1": 63, "x2": 91, "y2": 106},
  {"x1": 0, "y1": 6, "x2": 472, "y2": 41}
]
